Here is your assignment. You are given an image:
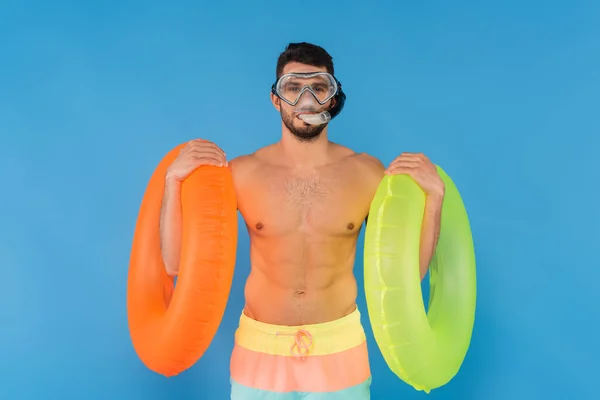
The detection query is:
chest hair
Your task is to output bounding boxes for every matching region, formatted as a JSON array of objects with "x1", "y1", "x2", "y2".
[{"x1": 283, "y1": 175, "x2": 329, "y2": 211}]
